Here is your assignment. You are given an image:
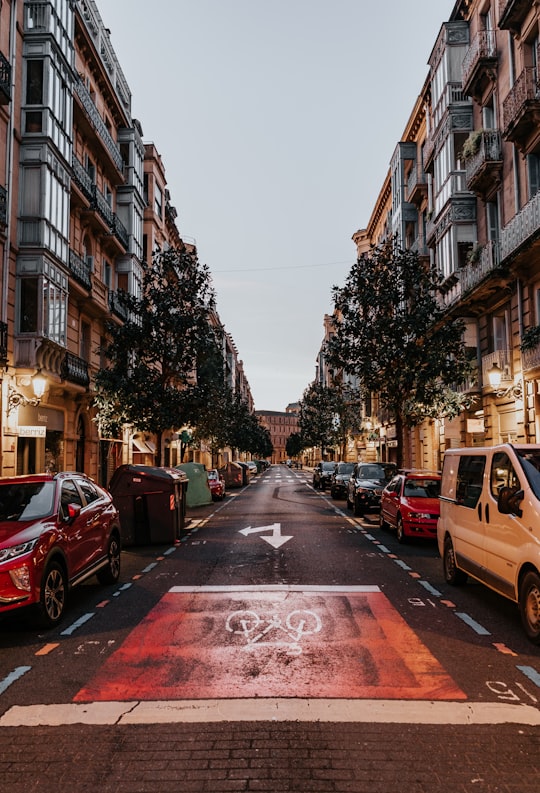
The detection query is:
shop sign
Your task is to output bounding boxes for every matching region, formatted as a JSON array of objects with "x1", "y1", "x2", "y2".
[{"x1": 18, "y1": 425, "x2": 47, "y2": 437}]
